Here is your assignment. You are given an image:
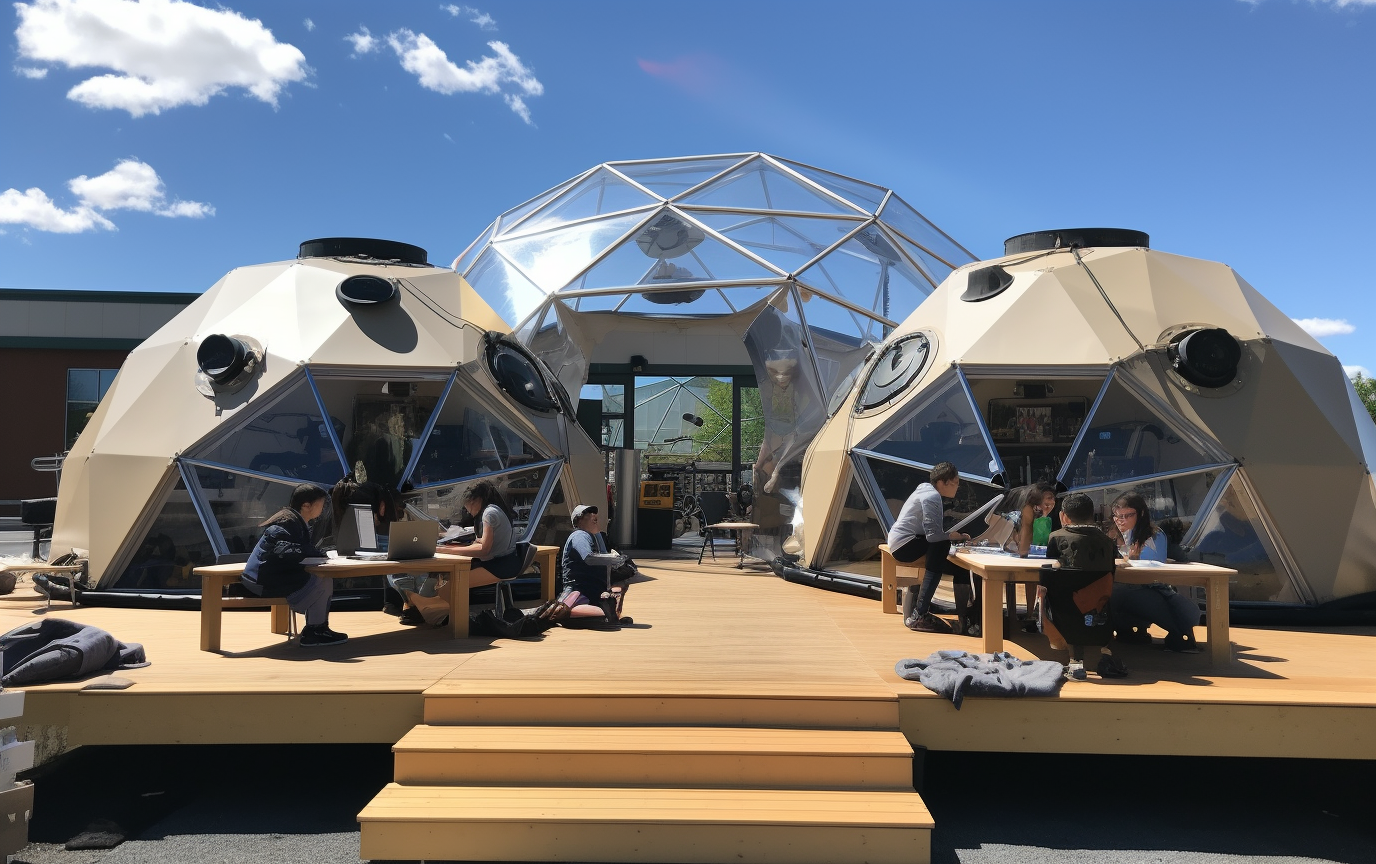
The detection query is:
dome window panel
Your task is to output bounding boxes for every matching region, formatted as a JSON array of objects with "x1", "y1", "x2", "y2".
[
  {"x1": 465, "y1": 248, "x2": 549, "y2": 329},
  {"x1": 854, "y1": 453, "x2": 1005, "y2": 528},
  {"x1": 452, "y1": 219, "x2": 497, "y2": 277},
  {"x1": 797, "y1": 226, "x2": 934, "y2": 321},
  {"x1": 1187, "y1": 469, "x2": 1305, "y2": 604},
  {"x1": 409, "y1": 462, "x2": 561, "y2": 542},
  {"x1": 504, "y1": 168, "x2": 660, "y2": 237},
  {"x1": 111, "y1": 474, "x2": 216, "y2": 590},
  {"x1": 494, "y1": 172, "x2": 589, "y2": 235},
  {"x1": 494, "y1": 210, "x2": 653, "y2": 292},
  {"x1": 679, "y1": 157, "x2": 860, "y2": 216},
  {"x1": 688, "y1": 212, "x2": 858, "y2": 276},
  {"x1": 409, "y1": 379, "x2": 548, "y2": 489},
  {"x1": 858, "y1": 372, "x2": 1003, "y2": 481},
  {"x1": 1060, "y1": 372, "x2": 1231, "y2": 489},
  {"x1": 776, "y1": 158, "x2": 890, "y2": 212},
  {"x1": 310, "y1": 374, "x2": 449, "y2": 489},
  {"x1": 185, "y1": 373, "x2": 346, "y2": 485},
  {"x1": 561, "y1": 216, "x2": 778, "y2": 294},
  {"x1": 609, "y1": 156, "x2": 748, "y2": 199},
  {"x1": 188, "y1": 465, "x2": 300, "y2": 560},
  {"x1": 1068, "y1": 466, "x2": 1232, "y2": 542},
  {"x1": 794, "y1": 294, "x2": 884, "y2": 407},
  {"x1": 878, "y1": 194, "x2": 977, "y2": 269},
  {"x1": 817, "y1": 469, "x2": 887, "y2": 573}
]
